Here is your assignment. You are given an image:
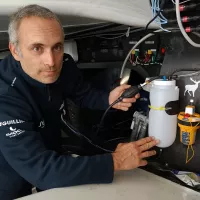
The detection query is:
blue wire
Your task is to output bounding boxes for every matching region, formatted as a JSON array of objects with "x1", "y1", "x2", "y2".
[
  {"x1": 159, "y1": 26, "x2": 171, "y2": 32},
  {"x1": 159, "y1": 12, "x2": 168, "y2": 22},
  {"x1": 154, "y1": 0, "x2": 166, "y2": 22},
  {"x1": 151, "y1": 0, "x2": 170, "y2": 32},
  {"x1": 155, "y1": 0, "x2": 167, "y2": 23}
]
